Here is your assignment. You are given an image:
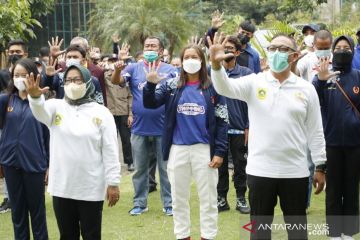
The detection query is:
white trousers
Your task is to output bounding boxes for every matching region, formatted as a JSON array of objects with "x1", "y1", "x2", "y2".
[{"x1": 167, "y1": 144, "x2": 218, "y2": 239}]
